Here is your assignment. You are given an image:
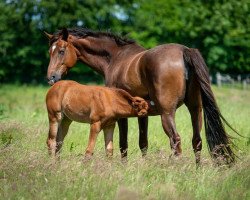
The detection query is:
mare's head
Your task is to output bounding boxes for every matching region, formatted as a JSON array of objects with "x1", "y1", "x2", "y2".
[
  {"x1": 131, "y1": 97, "x2": 149, "y2": 116},
  {"x1": 45, "y1": 28, "x2": 78, "y2": 85}
]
